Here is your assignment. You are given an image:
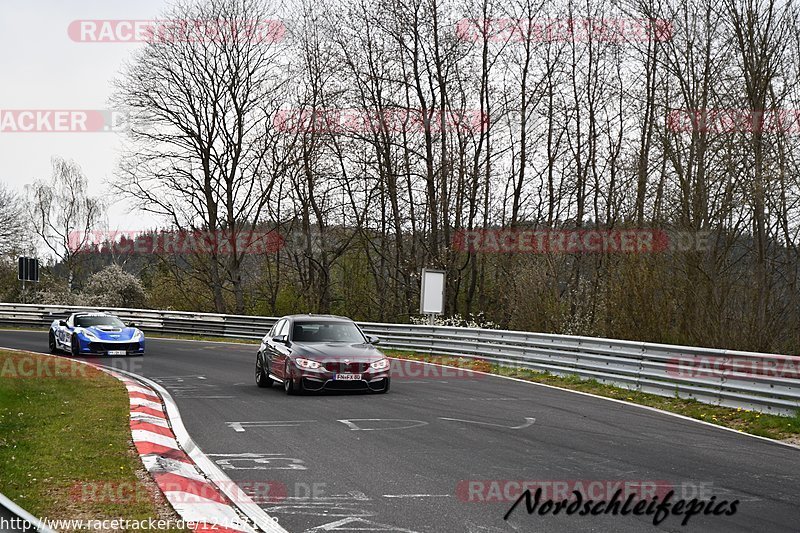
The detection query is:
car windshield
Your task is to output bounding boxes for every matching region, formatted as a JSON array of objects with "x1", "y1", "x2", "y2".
[
  {"x1": 292, "y1": 321, "x2": 365, "y2": 343},
  {"x1": 75, "y1": 315, "x2": 126, "y2": 328}
]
